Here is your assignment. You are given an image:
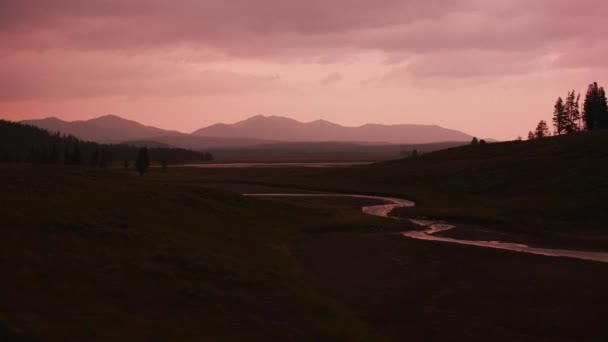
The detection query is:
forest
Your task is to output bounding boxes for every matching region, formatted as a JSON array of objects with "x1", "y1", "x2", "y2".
[{"x1": 0, "y1": 120, "x2": 213, "y2": 166}]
